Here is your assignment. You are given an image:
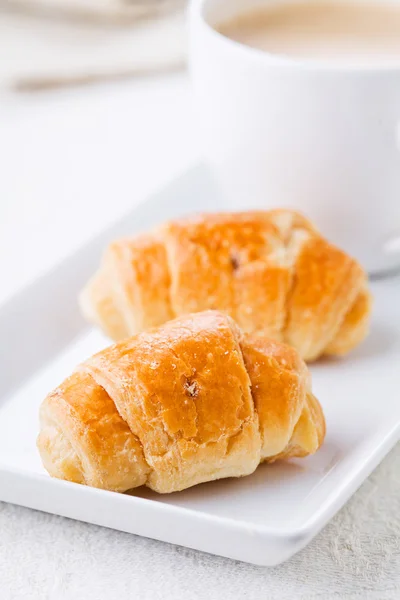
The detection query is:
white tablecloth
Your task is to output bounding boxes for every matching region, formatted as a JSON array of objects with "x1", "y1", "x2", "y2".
[
  {"x1": 1, "y1": 447, "x2": 399, "y2": 599},
  {"x1": 0, "y1": 8, "x2": 185, "y2": 90},
  {"x1": 0, "y1": 69, "x2": 399, "y2": 600}
]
